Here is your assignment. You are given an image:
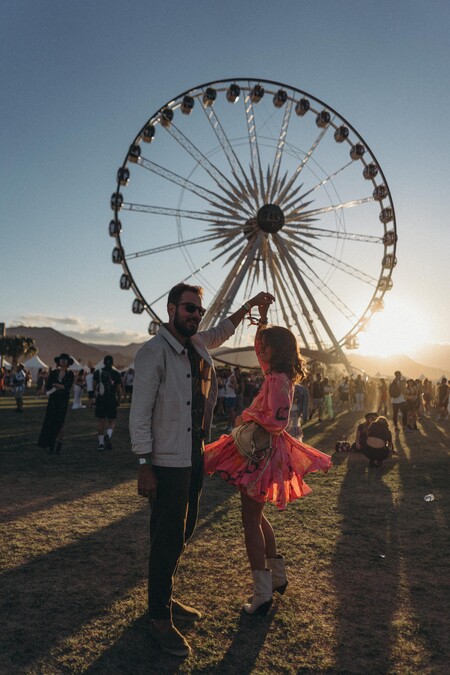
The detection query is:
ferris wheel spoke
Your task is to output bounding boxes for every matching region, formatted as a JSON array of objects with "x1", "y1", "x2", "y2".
[
  {"x1": 286, "y1": 225, "x2": 381, "y2": 244},
  {"x1": 291, "y1": 252, "x2": 357, "y2": 322},
  {"x1": 165, "y1": 123, "x2": 253, "y2": 218},
  {"x1": 275, "y1": 237, "x2": 322, "y2": 349},
  {"x1": 125, "y1": 233, "x2": 224, "y2": 260},
  {"x1": 121, "y1": 201, "x2": 244, "y2": 224},
  {"x1": 274, "y1": 234, "x2": 352, "y2": 360},
  {"x1": 244, "y1": 92, "x2": 266, "y2": 203},
  {"x1": 270, "y1": 260, "x2": 311, "y2": 347},
  {"x1": 201, "y1": 99, "x2": 257, "y2": 208},
  {"x1": 299, "y1": 160, "x2": 354, "y2": 201},
  {"x1": 289, "y1": 197, "x2": 374, "y2": 220},
  {"x1": 276, "y1": 126, "x2": 330, "y2": 207},
  {"x1": 268, "y1": 98, "x2": 293, "y2": 202},
  {"x1": 288, "y1": 236, "x2": 378, "y2": 285},
  {"x1": 138, "y1": 156, "x2": 247, "y2": 214},
  {"x1": 204, "y1": 237, "x2": 261, "y2": 325}
]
